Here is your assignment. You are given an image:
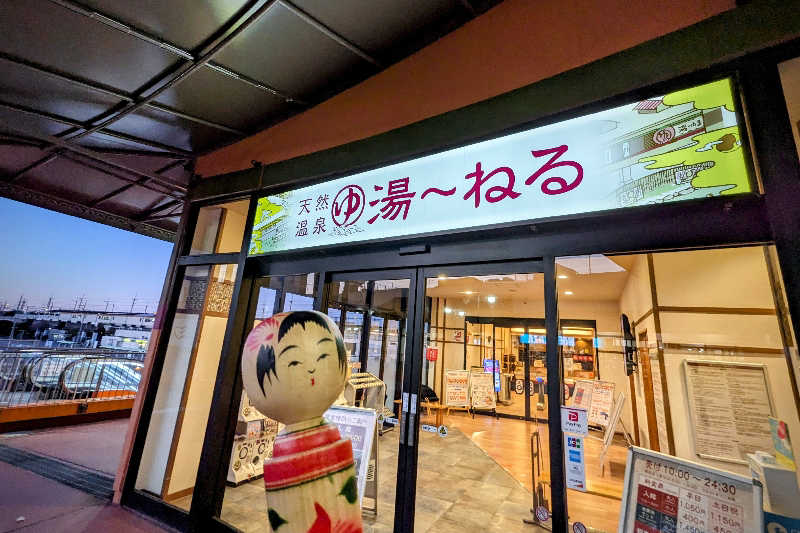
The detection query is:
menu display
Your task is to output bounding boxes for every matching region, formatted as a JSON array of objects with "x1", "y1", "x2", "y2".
[
  {"x1": 649, "y1": 351, "x2": 670, "y2": 454},
  {"x1": 445, "y1": 370, "x2": 470, "y2": 407},
  {"x1": 683, "y1": 360, "x2": 775, "y2": 463},
  {"x1": 470, "y1": 372, "x2": 496, "y2": 409},
  {"x1": 572, "y1": 380, "x2": 594, "y2": 411},
  {"x1": 323, "y1": 406, "x2": 377, "y2": 507},
  {"x1": 619, "y1": 447, "x2": 763, "y2": 533},
  {"x1": 588, "y1": 380, "x2": 616, "y2": 426}
]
